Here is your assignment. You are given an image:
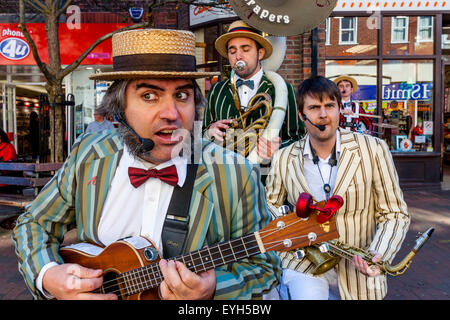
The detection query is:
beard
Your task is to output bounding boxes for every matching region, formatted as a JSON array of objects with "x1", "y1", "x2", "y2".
[{"x1": 118, "y1": 125, "x2": 152, "y2": 161}]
